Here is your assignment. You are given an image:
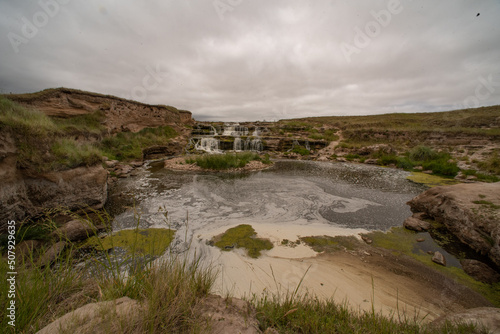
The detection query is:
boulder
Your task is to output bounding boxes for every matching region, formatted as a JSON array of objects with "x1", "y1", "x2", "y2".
[
  {"x1": 460, "y1": 259, "x2": 500, "y2": 284},
  {"x1": 50, "y1": 219, "x2": 101, "y2": 242},
  {"x1": 407, "y1": 182, "x2": 500, "y2": 269},
  {"x1": 432, "y1": 251, "x2": 446, "y2": 266},
  {"x1": 194, "y1": 295, "x2": 260, "y2": 334},
  {"x1": 36, "y1": 297, "x2": 141, "y2": 334},
  {"x1": 431, "y1": 307, "x2": 500, "y2": 334},
  {"x1": 403, "y1": 216, "x2": 431, "y2": 232}
]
